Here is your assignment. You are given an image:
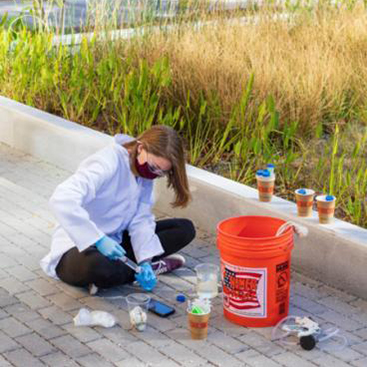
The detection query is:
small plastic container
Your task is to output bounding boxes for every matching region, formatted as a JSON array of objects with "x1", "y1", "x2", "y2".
[
  {"x1": 126, "y1": 293, "x2": 150, "y2": 331},
  {"x1": 316, "y1": 195, "x2": 336, "y2": 224},
  {"x1": 195, "y1": 263, "x2": 219, "y2": 299},
  {"x1": 295, "y1": 188, "x2": 315, "y2": 217}
]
